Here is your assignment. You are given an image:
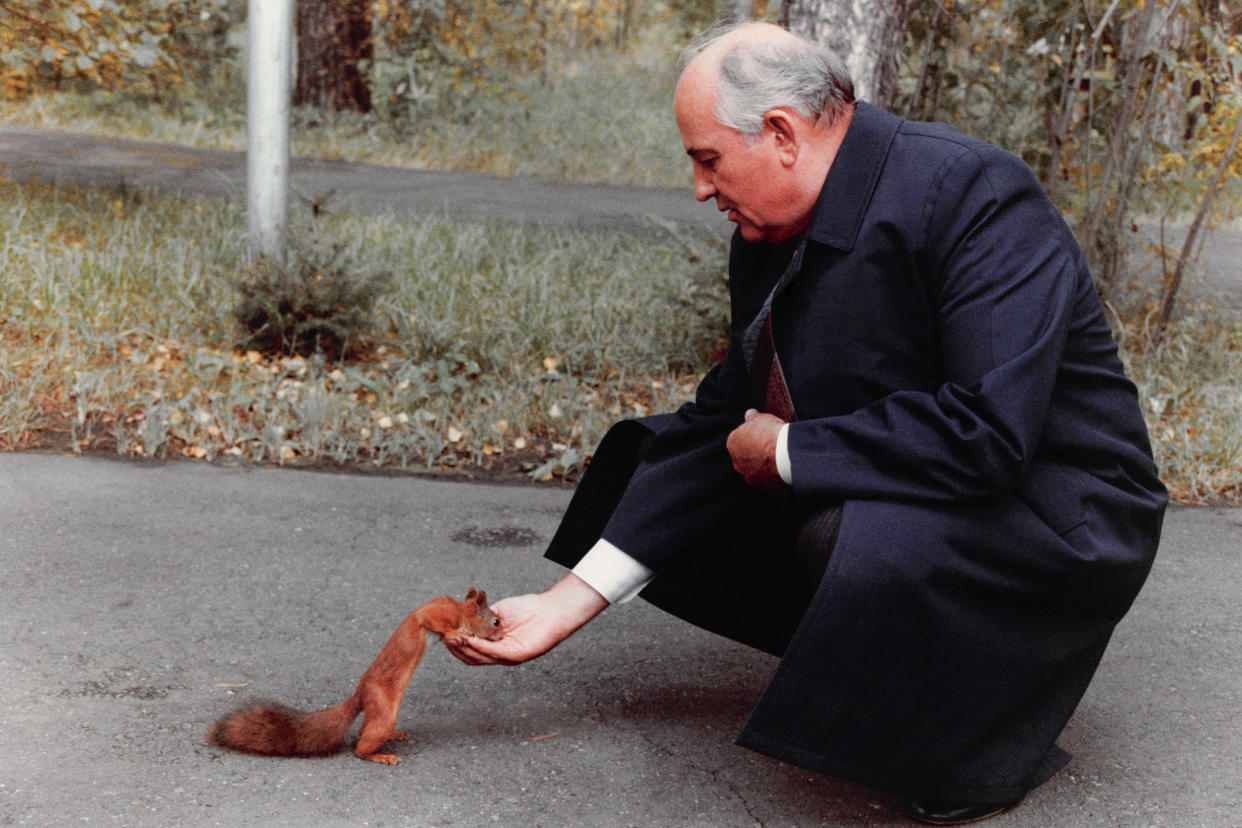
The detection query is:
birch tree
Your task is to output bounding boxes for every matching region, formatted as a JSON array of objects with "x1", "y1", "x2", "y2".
[{"x1": 780, "y1": 0, "x2": 915, "y2": 108}]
